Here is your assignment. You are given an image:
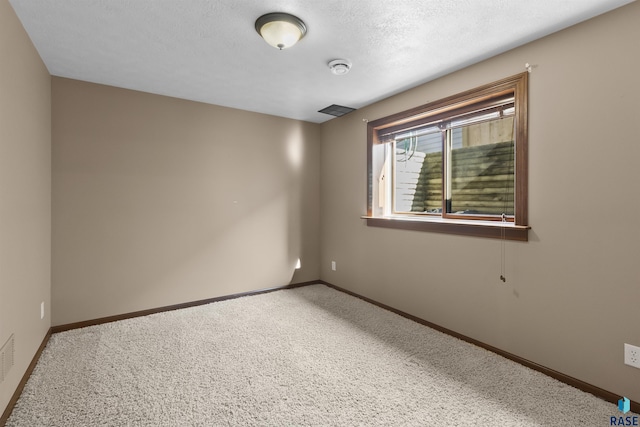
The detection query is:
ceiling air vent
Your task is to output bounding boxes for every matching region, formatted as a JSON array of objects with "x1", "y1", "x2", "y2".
[{"x1": 318, "y1": 104, "x2": 356, "y2": 117}]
